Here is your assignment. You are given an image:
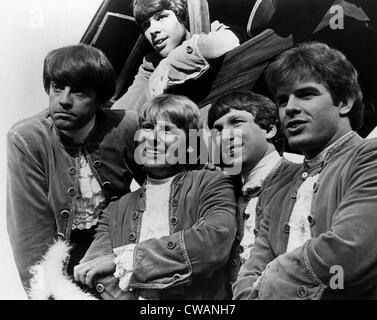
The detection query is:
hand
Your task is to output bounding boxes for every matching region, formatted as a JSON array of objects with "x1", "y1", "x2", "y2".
[{"x1": 73, "y1": 254, "x2": 116, "y2": 288}]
